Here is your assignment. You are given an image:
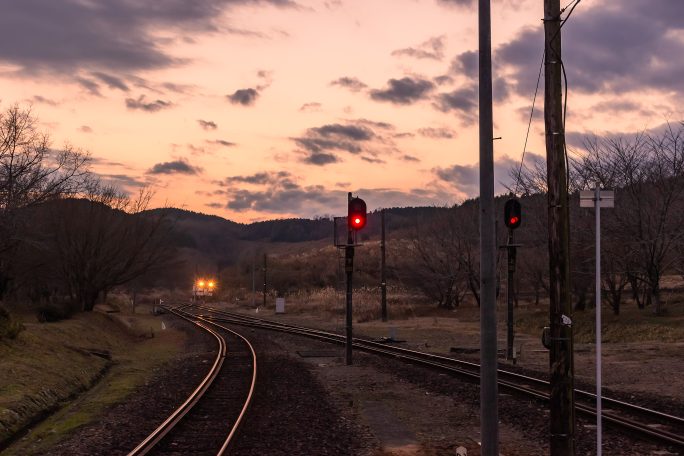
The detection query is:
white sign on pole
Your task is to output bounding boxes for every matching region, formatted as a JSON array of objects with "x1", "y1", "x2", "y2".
[{"x1": 580, "y1": 186, "x2": 614, "y2": 456}]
